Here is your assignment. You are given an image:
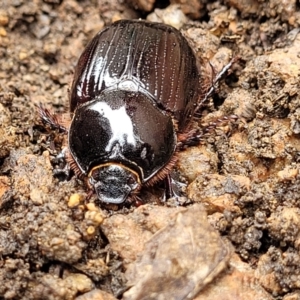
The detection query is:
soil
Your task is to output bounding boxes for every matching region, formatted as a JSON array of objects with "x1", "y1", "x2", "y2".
[{"x1": 1, "y1": 0, "x2": 300, "y2": 299}]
